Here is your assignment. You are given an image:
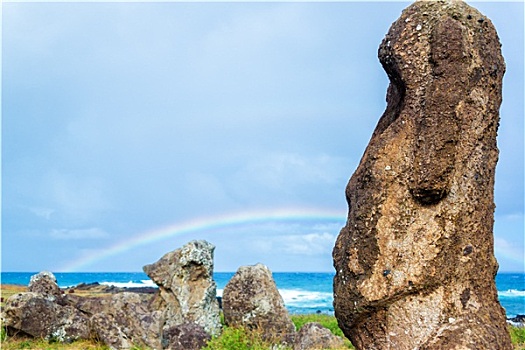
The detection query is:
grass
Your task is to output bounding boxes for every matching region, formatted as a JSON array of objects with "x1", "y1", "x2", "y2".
[
  {"x1": 0, "y1": 284, "x2": 113, "y2": 308},
  {"x1": 203, "y1": 326, "x2": 276, "y2": 350},
  {"x1": 291, "y1": 314, "x2": 354, "y2": 349},
  {"x1": 204, "y1": 314, "x2": 353, "y2": 350},
  {"x1": 0, "y1": 337, "x2": 111, "y2": 350},
  {"x1": 510, "y1": 325, "x2": 525, "y2": 350},
  {"x1": 1, "y1": 284, "x2": 27, "y2": 308},
  {"x1": 291, "y1": 313, "x2": 346, "y2": 338}
]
